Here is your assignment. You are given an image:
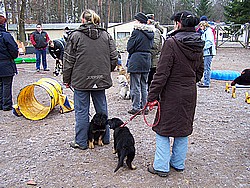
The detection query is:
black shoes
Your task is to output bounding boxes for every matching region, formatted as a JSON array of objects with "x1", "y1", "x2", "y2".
[
  {"x1": 44, "y1": 68, "x2": 50, "y2": 71},
  {"x1": 170, "y1": 165, "x2": 184, "y2": 172},
  {"x1": 1, "y1": 106, "x2": 12, "y2": 111},
  {"x1": 69, "y1": 141, "x2": 88, "y2": 150},
  {"x1": 128, "y1": 109, "x2": 141, "y2": 115},
  {"x1": 128, "y1": 109, "x2": 149, "y2": 115},
  {"x1": 147, "y1": 166, "x2": 169, "y2": 177}
]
